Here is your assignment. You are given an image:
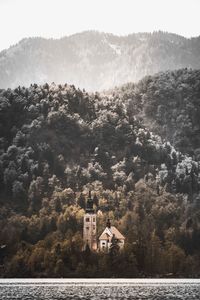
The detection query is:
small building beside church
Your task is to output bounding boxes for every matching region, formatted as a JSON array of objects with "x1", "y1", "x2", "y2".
[
  {"x1": 99, "y1": 219, "x2": 125, "y2": 252},
  {"x1": 83, "y1": 192, "x2": 125, "y2": 252}
]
